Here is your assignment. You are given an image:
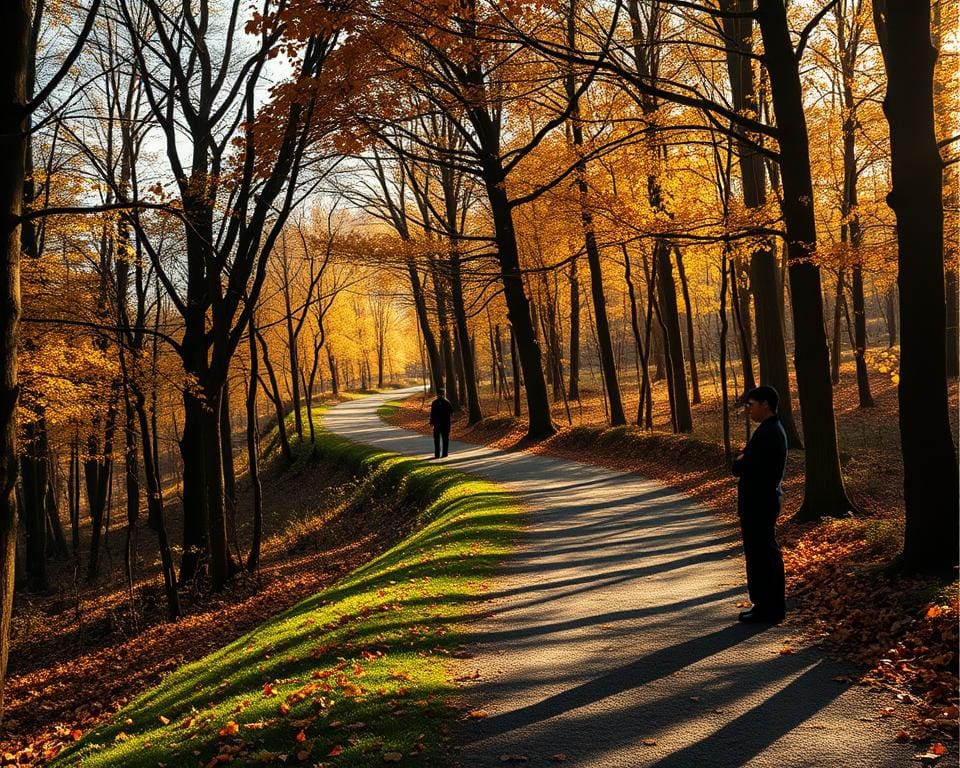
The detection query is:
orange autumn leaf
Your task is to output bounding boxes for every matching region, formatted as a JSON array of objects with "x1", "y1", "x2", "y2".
[{"x1": 218, "y1": 721, "x2": 240, "y2": 737}]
